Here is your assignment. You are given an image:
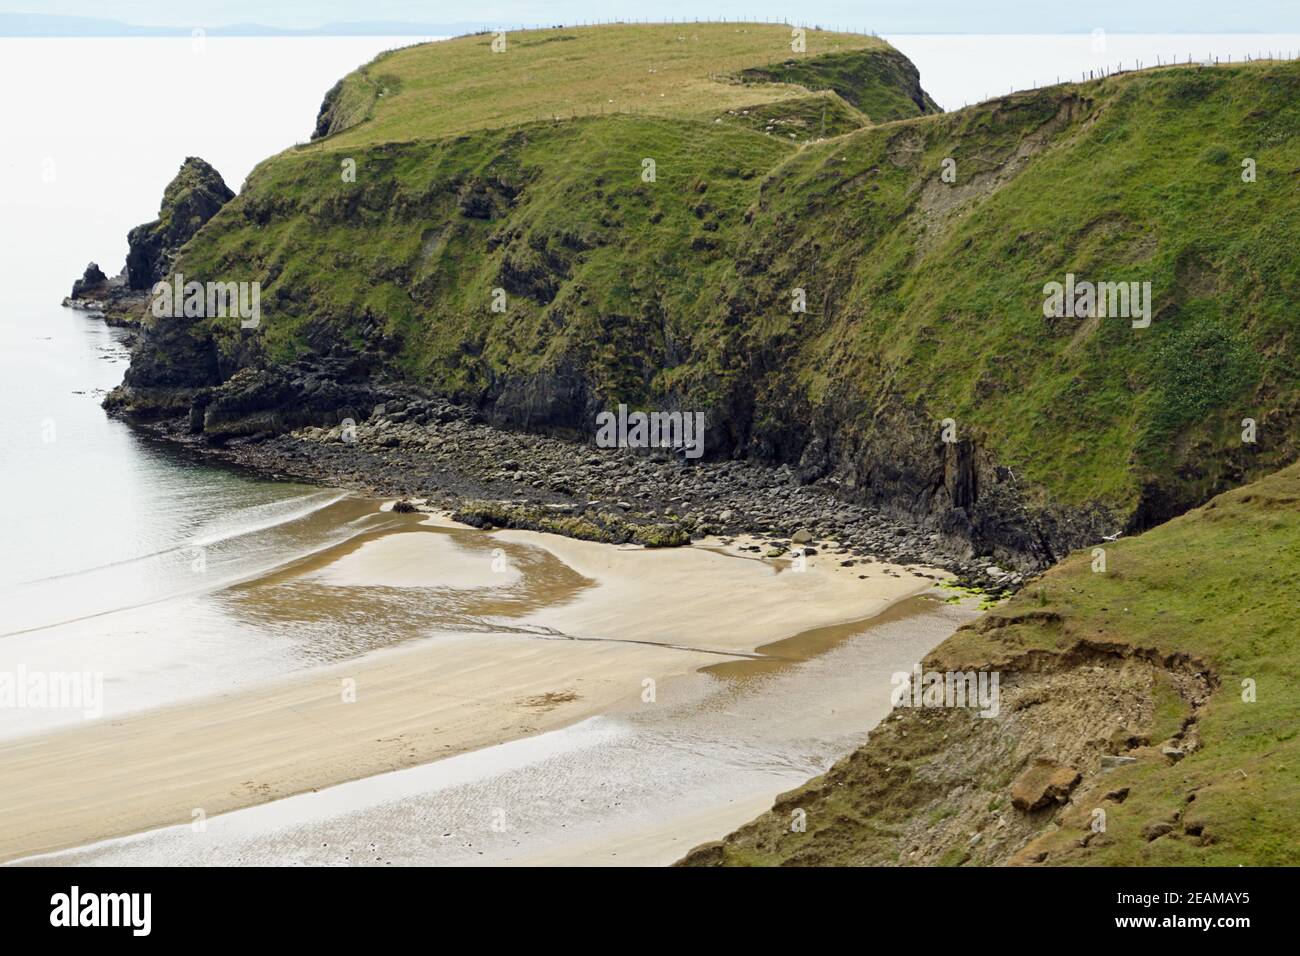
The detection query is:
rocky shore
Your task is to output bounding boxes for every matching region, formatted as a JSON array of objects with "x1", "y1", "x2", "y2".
[
  {"x1": 64, "y1": 142, "x2": 1072, "y2": 591},
  {"x1": 61, "y1": 261, "x2": 150, "y2": 327},
  {"x1": 61, "y1": 154, "x2": 1024, "y2": 589},
  {"x1": 130, "y1": 395, "x2": 1029, "y2": 594}
]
